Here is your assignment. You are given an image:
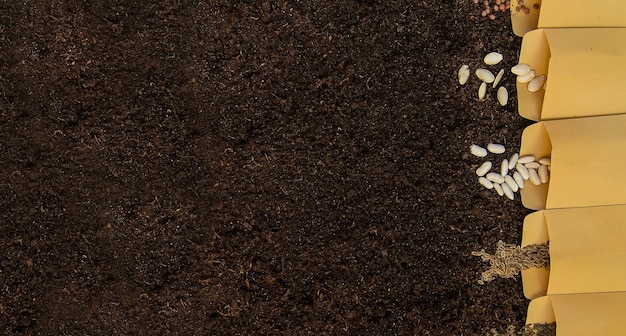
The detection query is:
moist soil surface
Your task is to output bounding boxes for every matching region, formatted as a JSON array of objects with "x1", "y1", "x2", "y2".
[{"x1": 0, "y1": 1, "x2": 535, "y2": 335}]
